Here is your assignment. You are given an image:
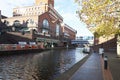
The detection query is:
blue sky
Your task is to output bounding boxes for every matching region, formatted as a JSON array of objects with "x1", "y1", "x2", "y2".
[{"x1": 0, "y1": 0, "x2": 93, "y2": 37}]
